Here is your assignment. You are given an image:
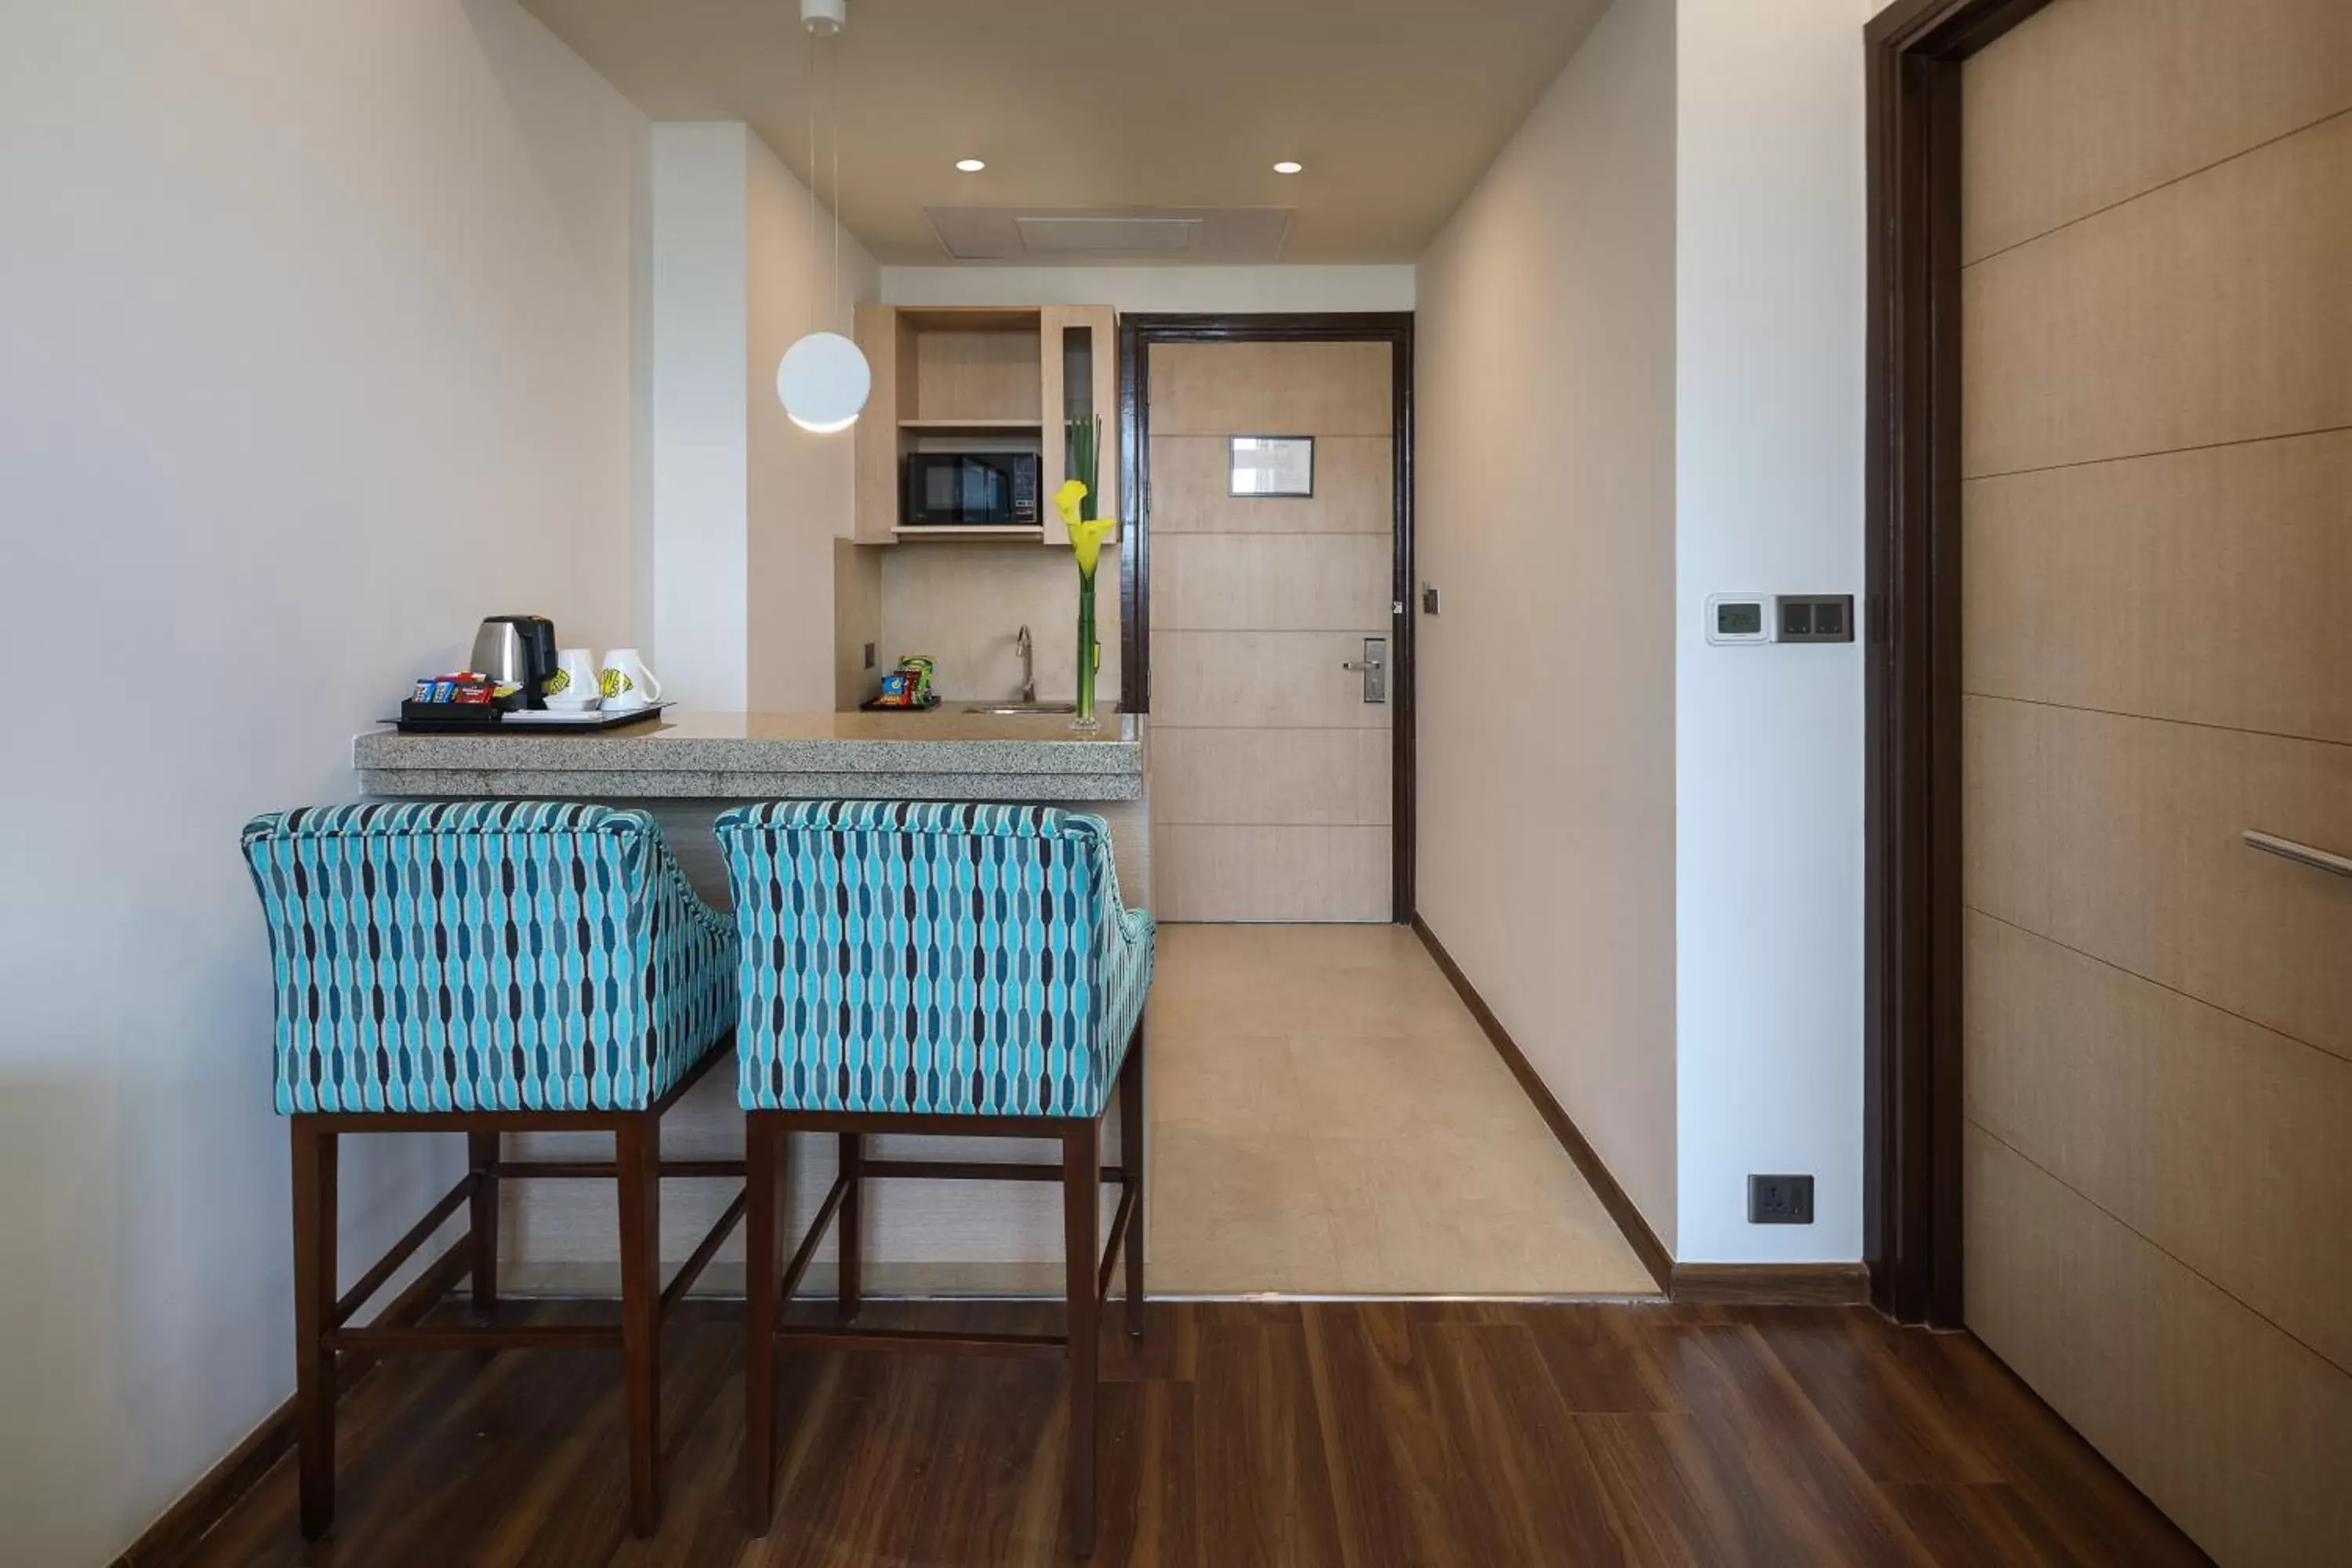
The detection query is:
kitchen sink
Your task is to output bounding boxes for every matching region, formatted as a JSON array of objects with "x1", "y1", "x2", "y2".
[{"x1": 960, "y1": 702, "x2": 1078, "y2": 716}]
